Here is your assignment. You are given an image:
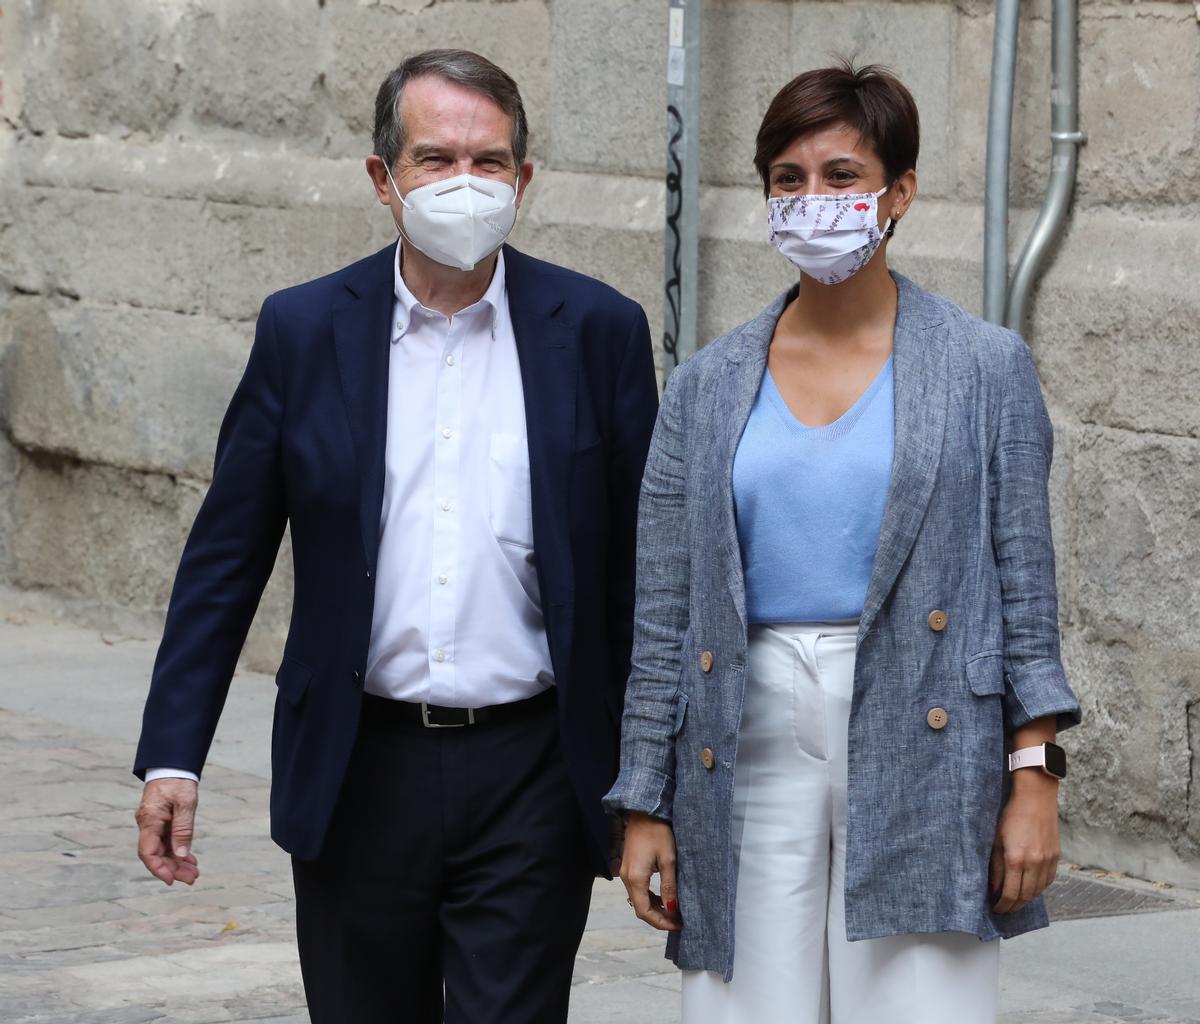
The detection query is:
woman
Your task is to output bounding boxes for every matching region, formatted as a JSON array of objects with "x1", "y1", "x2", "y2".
[{"x1": 604, "y1": 64, "x2": 1081, "y2": 1023}]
